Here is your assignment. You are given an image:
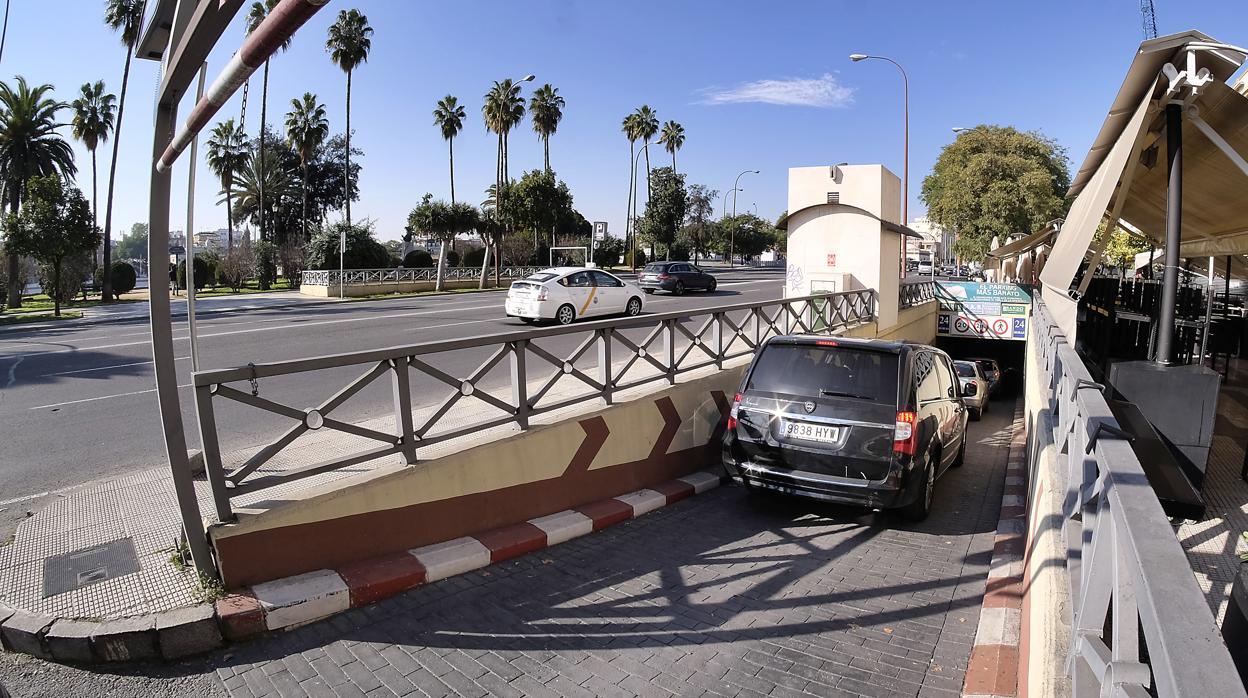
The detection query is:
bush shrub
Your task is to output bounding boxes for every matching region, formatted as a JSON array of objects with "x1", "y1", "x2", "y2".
[
  {"x1": 444, "y1": 249, "x2": 461, "y2": 268},
  {"x1": 304, "y1": 220, "x2": 390, "y2": 270},
  {"x1": 218, "y1": 246, "x2": 250, "y2": 292},
  {"x1": 39, "y1": 253, "x2": 93, "y2": 305},
  {"x1": 176, "y1": 256, "x2": 212, "y2": 291},
  {"x1": 95, "y1": 260, "x2": 137, "y2": 299},
  {"x1": 623, "y1": 248, "x2": 647, "y2": 268},
  {"x1": 463, "y1": 246, "x2": 486, "y2": 269},
  {"x1": 402, "y1": 249, "x2": 434, "y2": 268}
]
